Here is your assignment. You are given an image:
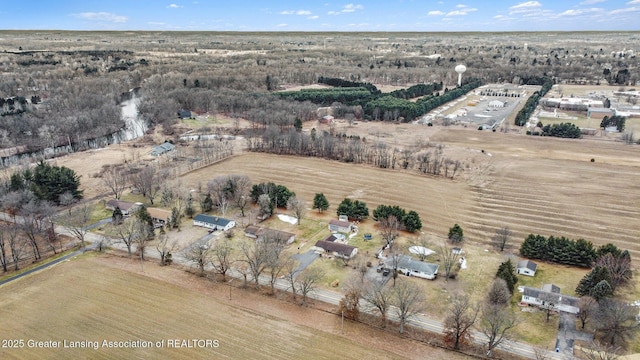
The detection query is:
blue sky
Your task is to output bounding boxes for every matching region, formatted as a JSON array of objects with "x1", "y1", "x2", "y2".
[{"x1": 1, "y1": 1, "x2": 640, "y2": 31}]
